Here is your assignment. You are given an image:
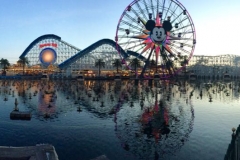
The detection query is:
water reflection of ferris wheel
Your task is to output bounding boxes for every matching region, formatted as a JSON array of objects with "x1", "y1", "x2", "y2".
[{"x1": 113, "y1": 81, "x2": 195, "y2": 159}]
